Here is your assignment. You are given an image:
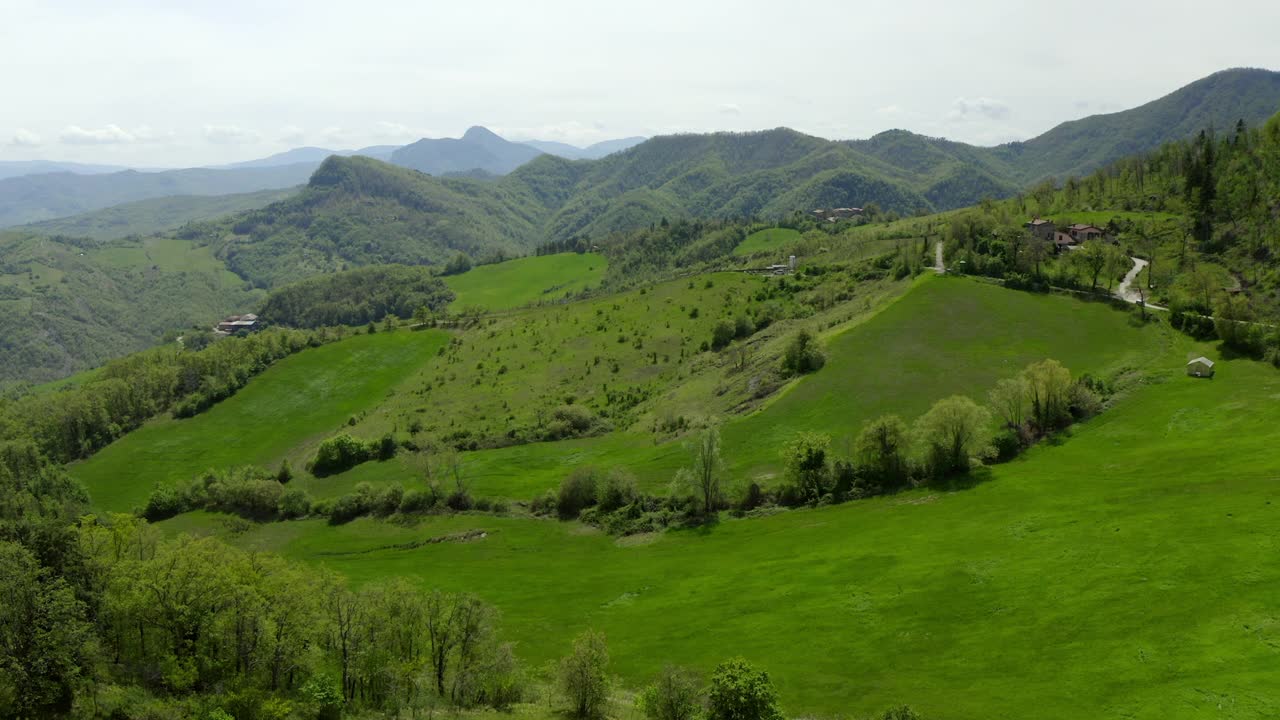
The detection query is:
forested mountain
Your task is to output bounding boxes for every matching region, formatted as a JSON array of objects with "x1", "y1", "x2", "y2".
[
  {"x1": 862, "y1": 68, "x2": 1280, "y2": 187},
  {"x1": 389, "y1": 126, "x2": 545, "y2": 175},
  {"x1": 20, "y1": 187, "x2": 300, "y2": 241},
  {"x1": 216, "y1": 144, "x2": 399, "y2": 168},
  {"x1": 0, "y1": 162, "x2": 318, "y2": 227},
  {"x1": 0, "y1": 231, "x2": 263, "y2": 385}
]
